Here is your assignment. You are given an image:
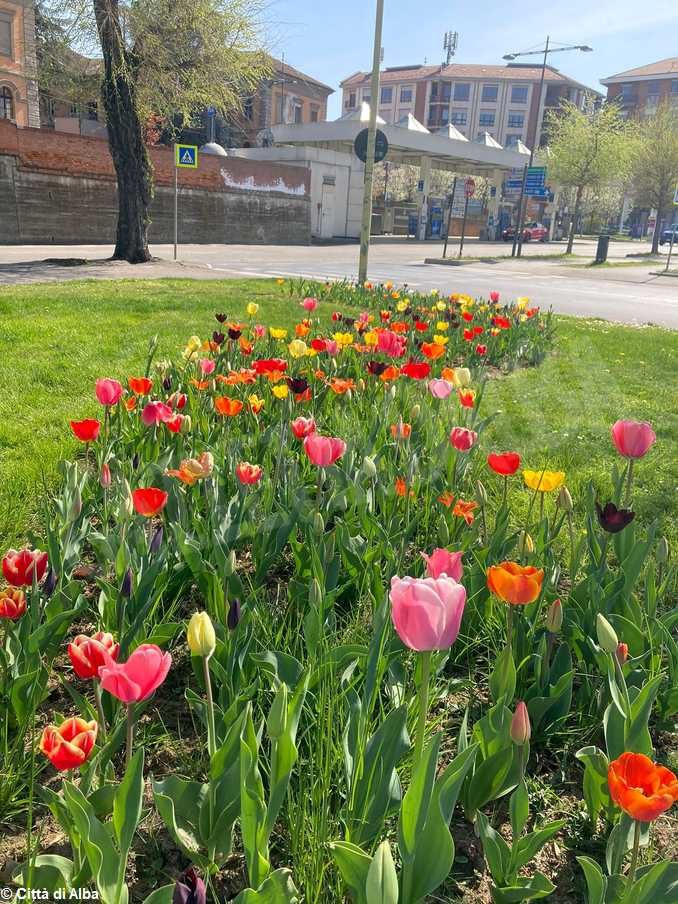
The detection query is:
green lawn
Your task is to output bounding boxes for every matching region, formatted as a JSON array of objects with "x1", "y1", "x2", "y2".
[{"x1": 1, "y1": 278, "x2": 676, "y2": 549}]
